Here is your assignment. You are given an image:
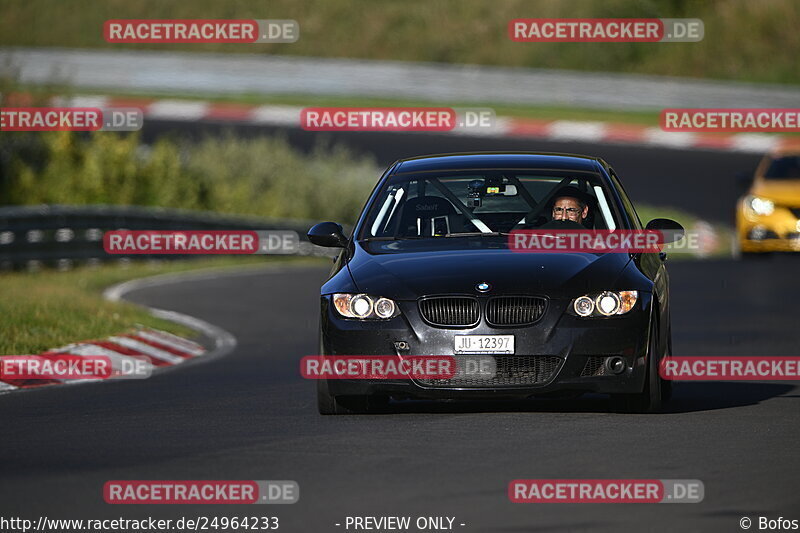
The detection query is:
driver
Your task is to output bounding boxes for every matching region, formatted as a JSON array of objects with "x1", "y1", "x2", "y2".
[{"x1": 550, "y1": 186, "x2": 591, "y2": 225}]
